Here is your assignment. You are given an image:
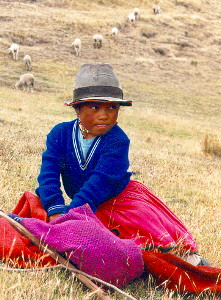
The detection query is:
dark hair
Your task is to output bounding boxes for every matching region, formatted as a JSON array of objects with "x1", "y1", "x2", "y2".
[{"x1": 72, "y1": 103, "x2": 84, "y2": 110}]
